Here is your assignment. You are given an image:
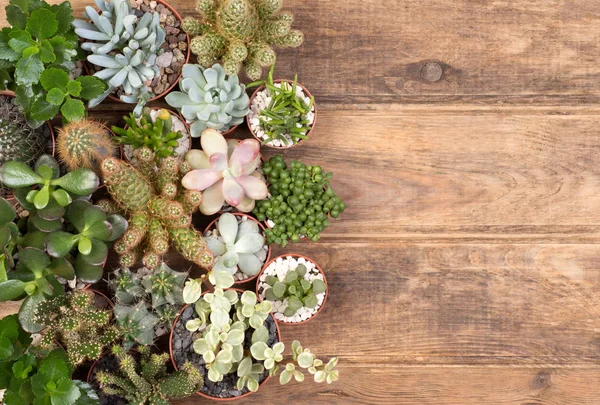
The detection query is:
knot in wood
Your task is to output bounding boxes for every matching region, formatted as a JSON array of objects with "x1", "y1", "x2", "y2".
[{"x1": 420, "y1": 61, "x2": 443, "y2": 82}]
